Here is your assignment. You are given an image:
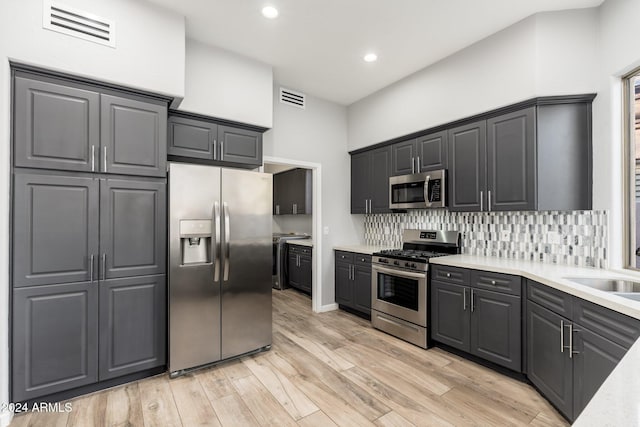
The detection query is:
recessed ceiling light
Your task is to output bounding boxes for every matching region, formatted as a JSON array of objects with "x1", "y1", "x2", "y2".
[
  {"x1": 262, "y1": 6, "x2": 279, "y2": 19},
  {"x1": 364, "y1": 53, "x2": 378, "y2": 63}
]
